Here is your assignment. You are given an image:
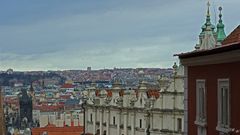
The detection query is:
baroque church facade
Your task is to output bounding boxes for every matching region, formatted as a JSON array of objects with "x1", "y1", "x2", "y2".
[{"x1": 83, "y1": 63, "x2": 184, "y2": 135}]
